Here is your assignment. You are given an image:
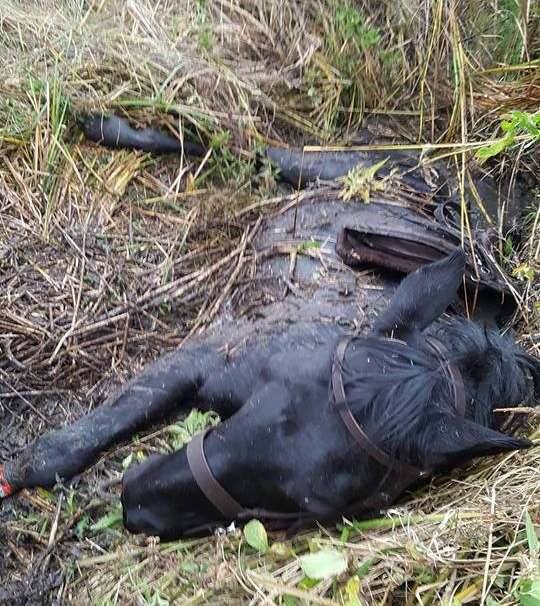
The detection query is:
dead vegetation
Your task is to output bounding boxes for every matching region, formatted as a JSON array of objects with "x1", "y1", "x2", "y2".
[{"x1": 0, "y1": 0, "x2": 539, "y2": 604}]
